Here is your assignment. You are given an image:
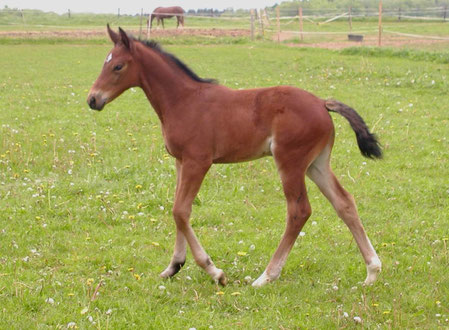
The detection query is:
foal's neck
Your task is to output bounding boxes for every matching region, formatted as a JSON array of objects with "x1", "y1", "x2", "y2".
[{"x1": 136, "y1": 43, "x2": 200, "y2": 122}]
